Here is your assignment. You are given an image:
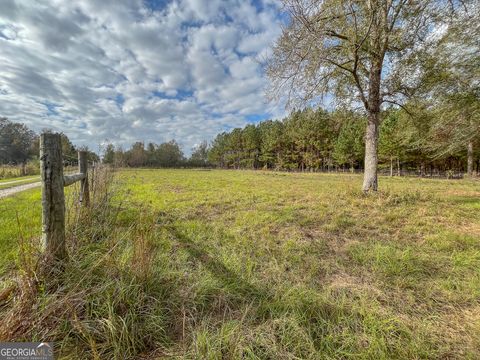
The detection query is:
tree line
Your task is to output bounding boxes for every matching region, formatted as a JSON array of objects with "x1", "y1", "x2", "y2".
[
  {"x1": 3, "y1": 104, "x2": 478, "y2": 177},
  {"x1": 102, "y1": 140, "x2": 209, "y2": 168},
  {"x1": 101, "y1": 98, "x2": 478, "y2": 177},
  {"x1": 207, "y1": 105, "x2": 479, "y2": 176},
  {"x1": 0, "y1": 117, "x2": 98, "y2": 167}
]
